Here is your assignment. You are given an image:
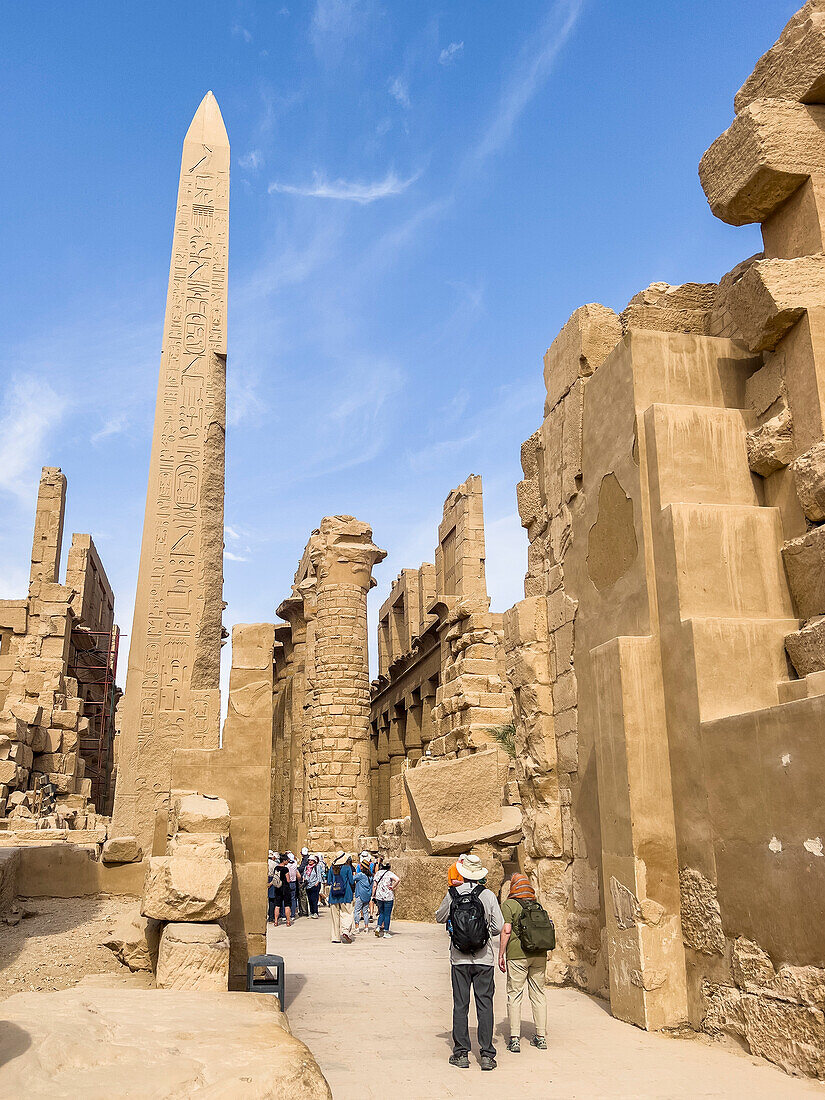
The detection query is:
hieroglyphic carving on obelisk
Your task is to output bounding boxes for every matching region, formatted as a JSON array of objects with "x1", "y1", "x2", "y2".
[{"x1": 112, "y1": 92, "x2": 229, "y2": 854}]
